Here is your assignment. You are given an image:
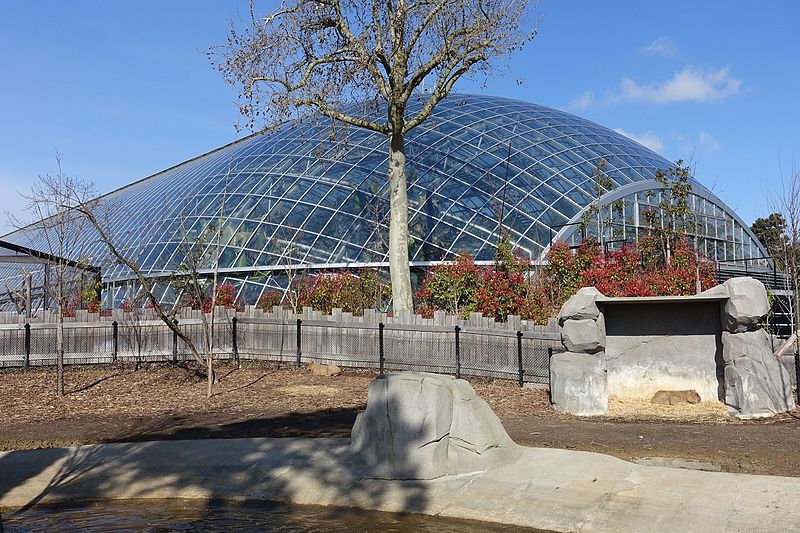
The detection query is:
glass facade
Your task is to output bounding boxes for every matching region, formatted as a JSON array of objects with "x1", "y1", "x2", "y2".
[{"x1": 0, "y1": 94, "x2": 767, "y2": 308}]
